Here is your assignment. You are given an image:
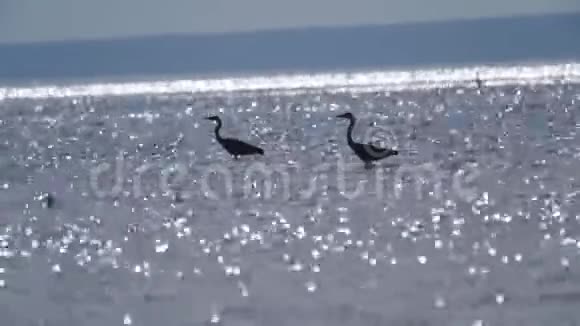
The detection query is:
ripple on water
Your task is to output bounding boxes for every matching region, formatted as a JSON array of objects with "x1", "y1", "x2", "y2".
[{"x1": 0, "y1": 78, "x2": 580, "y2": 325}]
